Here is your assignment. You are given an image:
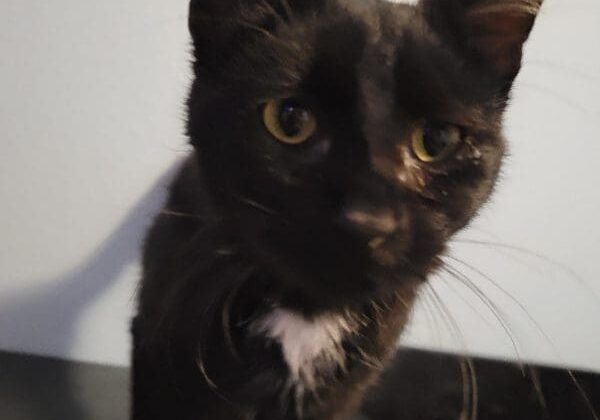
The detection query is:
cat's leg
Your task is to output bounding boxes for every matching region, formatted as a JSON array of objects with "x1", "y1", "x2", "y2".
[
  {"x1": 131, "y1": 316, "x2": 247, "y2": 420},
  {"x1": 131, "y1": 317, "x2": 166, "y2": 420},
  {"x1": 130, "y1": 316, "x2": 185, "y2": 420}
]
